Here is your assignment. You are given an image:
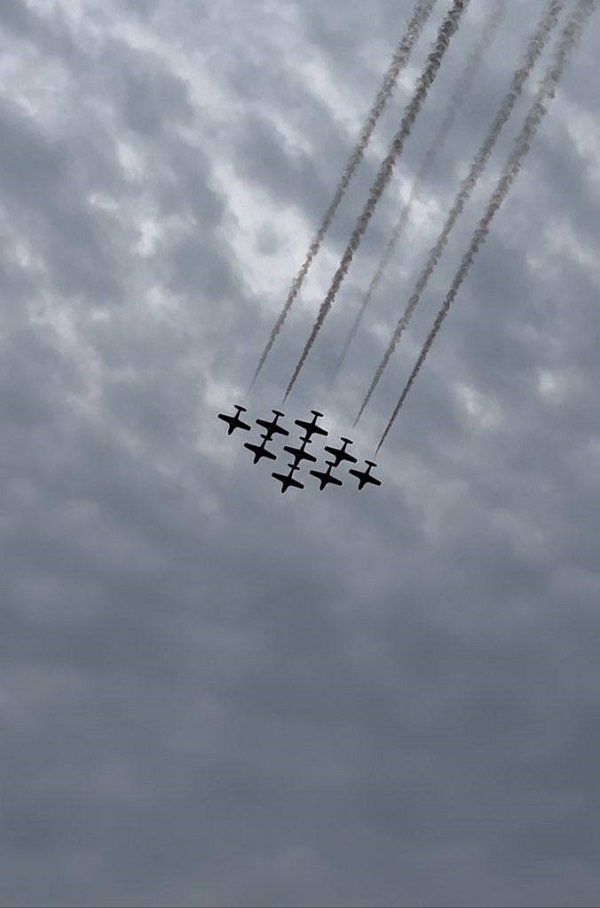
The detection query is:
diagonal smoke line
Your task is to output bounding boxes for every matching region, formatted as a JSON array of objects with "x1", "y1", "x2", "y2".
[
  {"x1": 332, "y1": 0, "x2": 507, "y2": 385},
  {"x1": 355, "y1": 0, "x2": 564, "y2": 426},
  {"x1": 376, "y1": 0, "x2": 597, "y2": 454},
  {"x1": 248, "y1": 0, "x2": 438, "y2": 391},
  {"x1": 283, "y1": 0, "x2": 470, "y2": 403}
]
